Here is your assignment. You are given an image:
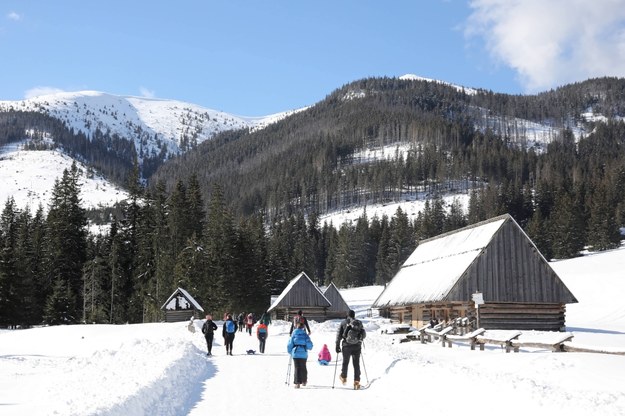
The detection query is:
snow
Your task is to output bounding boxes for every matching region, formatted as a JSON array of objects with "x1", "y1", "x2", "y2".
[
  {"x1": 0, "y1": 141, "x2": 129, "y2": 211},
  {"x1": 2, "y1": 247, "x2": 625, "y2": 416}
]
